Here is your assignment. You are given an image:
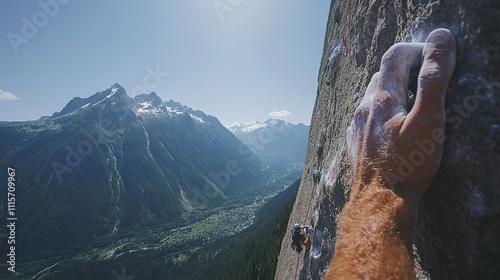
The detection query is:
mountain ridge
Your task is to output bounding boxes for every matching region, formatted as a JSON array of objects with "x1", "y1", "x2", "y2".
[
  {"x1": 226, "y1": 119, "x2": 306, "y2": 135},
  {"x1": 0, "y1": 83, "x2": 265, "y2": 258},
  {"x1": 226, "y1": 118, "x2": 310, "y2": 164},
  {"x1": 50, "y1": 83, "x2": 216, "y2": 125}
]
